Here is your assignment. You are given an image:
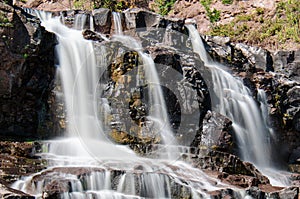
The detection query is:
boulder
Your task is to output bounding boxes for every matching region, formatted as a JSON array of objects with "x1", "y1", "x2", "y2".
[
  {"x1": 123, "y1": 8, "x2": 161, "y2": 30},
  {"x1": 273, "y1": 50, "x2": 300, "y2": 81},
  {"x1": 196, "y1": 110, "x2": 235, "y2": 153},
  {"x1": 188, "y1": 150, "x2": 270, "y2": 185},
  {"x1": 82, "y1": 29, "x2": 105, "y2": 41},
  {"x1": 93, "y1": 8, "x2": 111, "y2": 34}
]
